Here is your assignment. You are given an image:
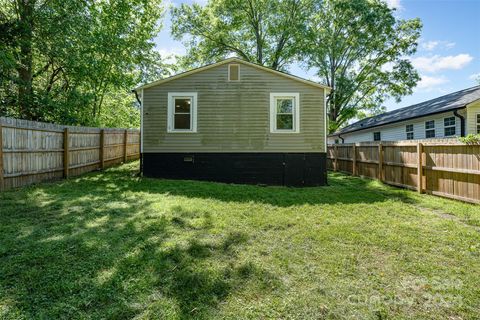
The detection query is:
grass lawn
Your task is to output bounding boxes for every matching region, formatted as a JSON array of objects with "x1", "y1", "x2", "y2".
[{"x1": 1, "y1": 161, "x2": 479, "y2": 319}]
